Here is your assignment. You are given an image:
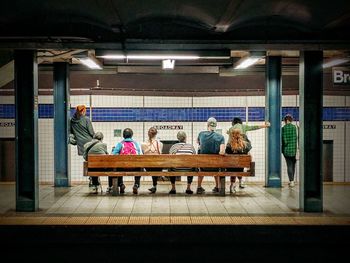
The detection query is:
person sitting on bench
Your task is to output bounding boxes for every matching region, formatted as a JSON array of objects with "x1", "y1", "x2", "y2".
[
  {"x1": 111, "y1": 128, "x2": 143, "y2": 194},
  {"x1": 83, "y1": 131, "x2": 108, "y2": 193},
  {"x1": 168, "y1": 131, "x2": 196, "y2": 195}
]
